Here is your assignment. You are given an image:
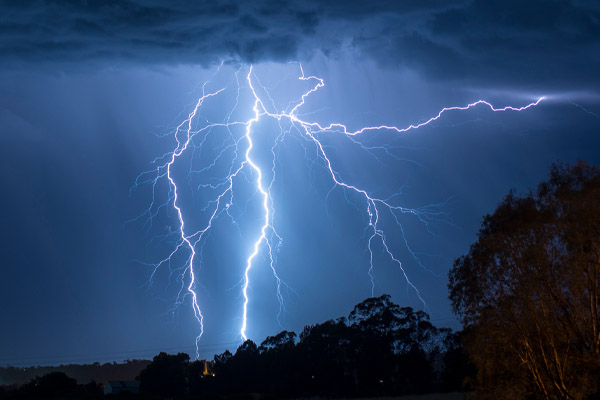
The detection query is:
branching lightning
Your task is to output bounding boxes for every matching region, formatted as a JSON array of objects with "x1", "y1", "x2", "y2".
[{"x1": 133, "y1": 63, "x2": 543, "y2": 354}]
